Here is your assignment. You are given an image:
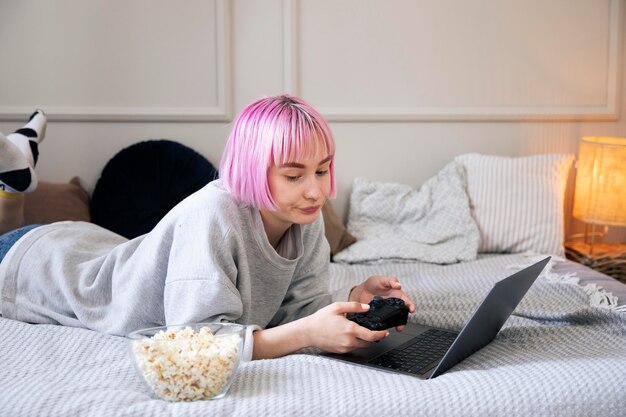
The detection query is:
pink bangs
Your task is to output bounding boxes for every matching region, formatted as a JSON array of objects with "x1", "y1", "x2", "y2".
[{"x1": 220, "y1": 95, "x2": 336, "y2": 210}]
